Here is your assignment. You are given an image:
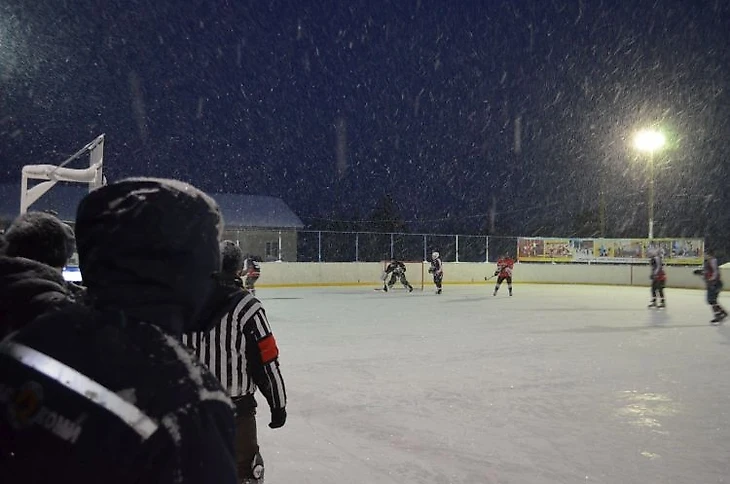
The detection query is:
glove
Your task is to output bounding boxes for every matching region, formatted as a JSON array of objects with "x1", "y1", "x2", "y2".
[
  {"x1": 269, "y1": 407, "x2": 287, "y2": 429},
  {"x1": 494, "y1": 270, "x2": 499, "y2": 276}
]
